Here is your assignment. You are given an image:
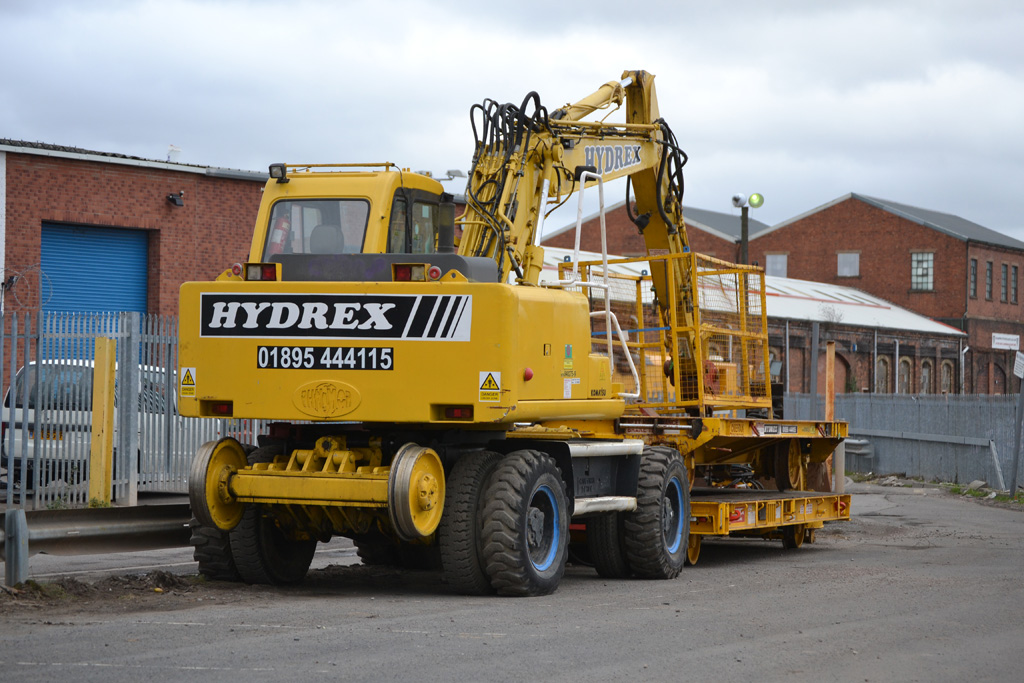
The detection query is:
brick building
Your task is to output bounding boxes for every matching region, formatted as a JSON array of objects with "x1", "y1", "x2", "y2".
[
  {"x1": 750, "y1": 194, "x2": 1024, "y2": 394},
  {"x1": 542, "y1": 201, "x2": 769, "y2": 262},
  {"x1": 0, "y1": 140, "x2": 265, "y2": 317},
  {"x1": 762, "y1": 276, "x2": 966, "y2": 396}
]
